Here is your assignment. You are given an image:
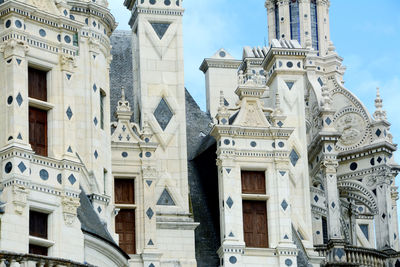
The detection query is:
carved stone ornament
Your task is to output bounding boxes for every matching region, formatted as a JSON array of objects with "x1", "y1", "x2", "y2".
[
  {"x1": 142, "y1": 166, "x2": 157, "y2": 178},
  {"x1": 62, "y1": 195, "x2": 80, "y2": 226},
  {"x1": 0, "y1": 40, "x2": 29, "y2": 59},
  {"x1": 59, "y1": 53, "x2": 76, "y2": 72},
  {"x1": 12, "y1": 185, "x2": 29, "y2": 215},
  {"x1": 321, "y1": 159, "x2": 338, "y2": 173},
  {"x1": 334, "y1": 112, "x2": 366, "y2": 147},
  {"x1": 26, "y1": 0, "x2": 60, "y2": 13}
]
